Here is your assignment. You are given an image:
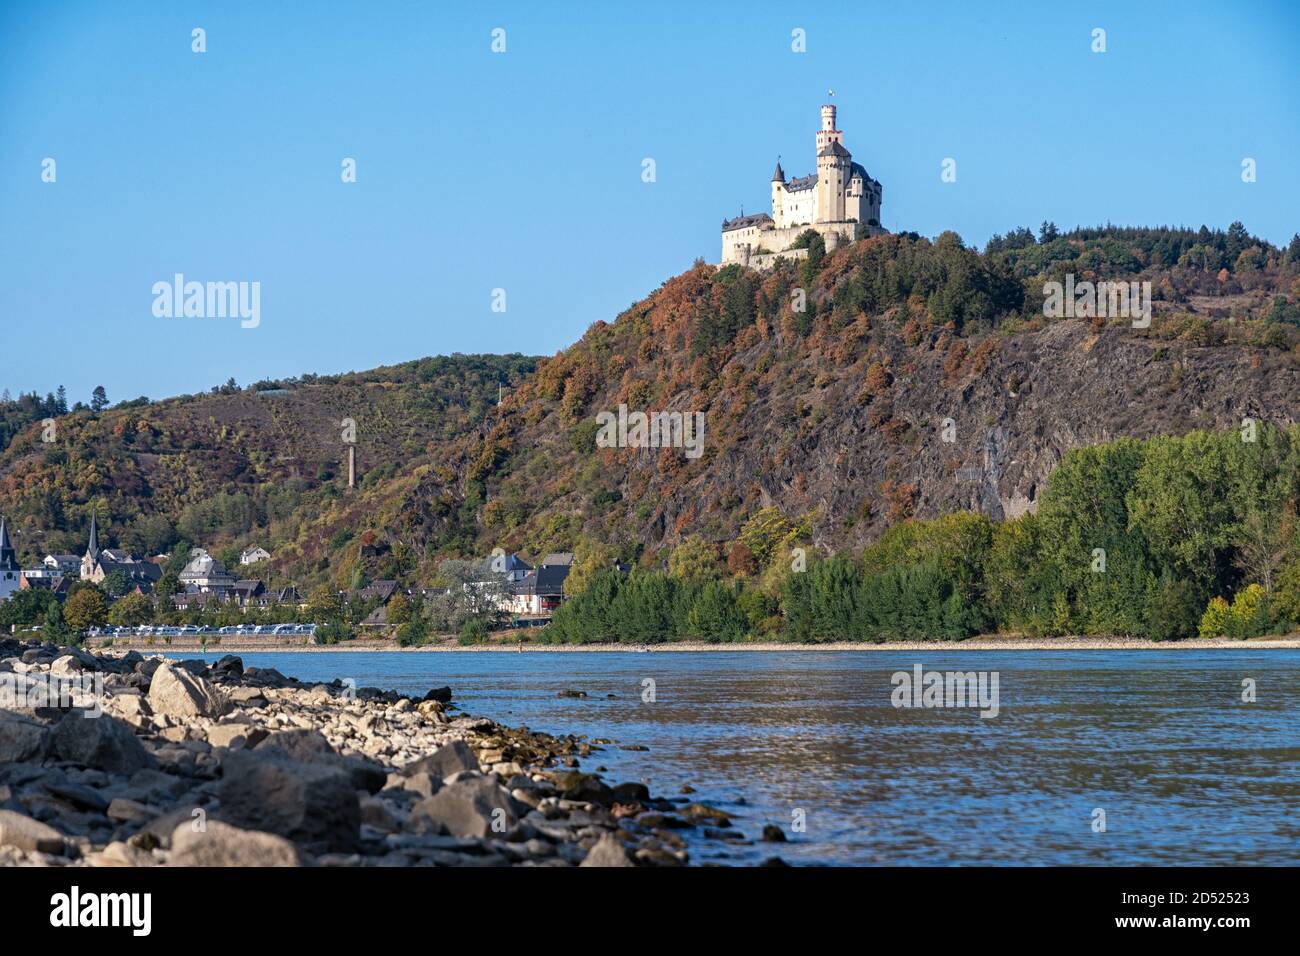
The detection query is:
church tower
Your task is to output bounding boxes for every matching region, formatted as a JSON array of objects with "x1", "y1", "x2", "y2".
[
  {"x1": 81, "y1": 511, "x2": 101, "y2": 580},
  {"x1": 0, "y1": 516, "x2": 20, "y2": 602}
]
